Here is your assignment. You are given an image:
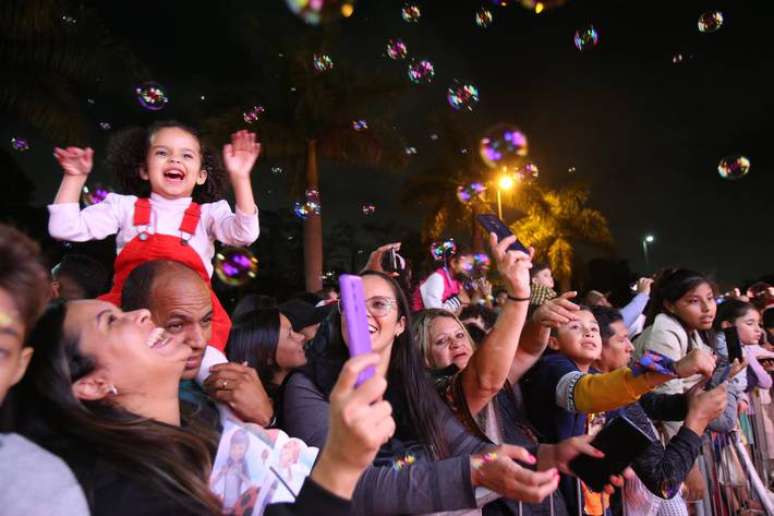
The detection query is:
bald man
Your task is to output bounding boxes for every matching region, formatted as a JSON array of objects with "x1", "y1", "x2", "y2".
[{"x1": 122, "y1": 260, "x2": 273, "y2": 427}]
